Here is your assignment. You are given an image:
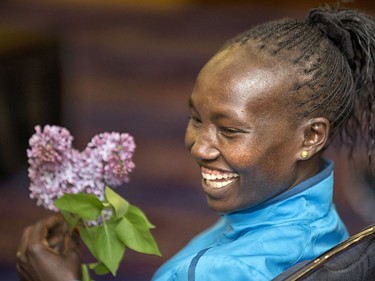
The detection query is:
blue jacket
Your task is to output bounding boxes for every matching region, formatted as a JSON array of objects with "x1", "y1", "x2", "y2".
[{"x1": 152, "y1": 159, "x2": 349, "y2": 281}]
